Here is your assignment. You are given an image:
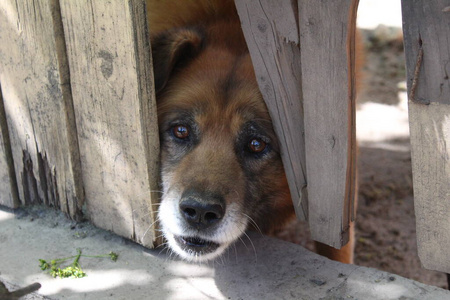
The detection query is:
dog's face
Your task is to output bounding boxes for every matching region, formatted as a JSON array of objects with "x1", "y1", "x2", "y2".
[{"x1": 153, "y1": 25, "x2": 293, "y2": 262}]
